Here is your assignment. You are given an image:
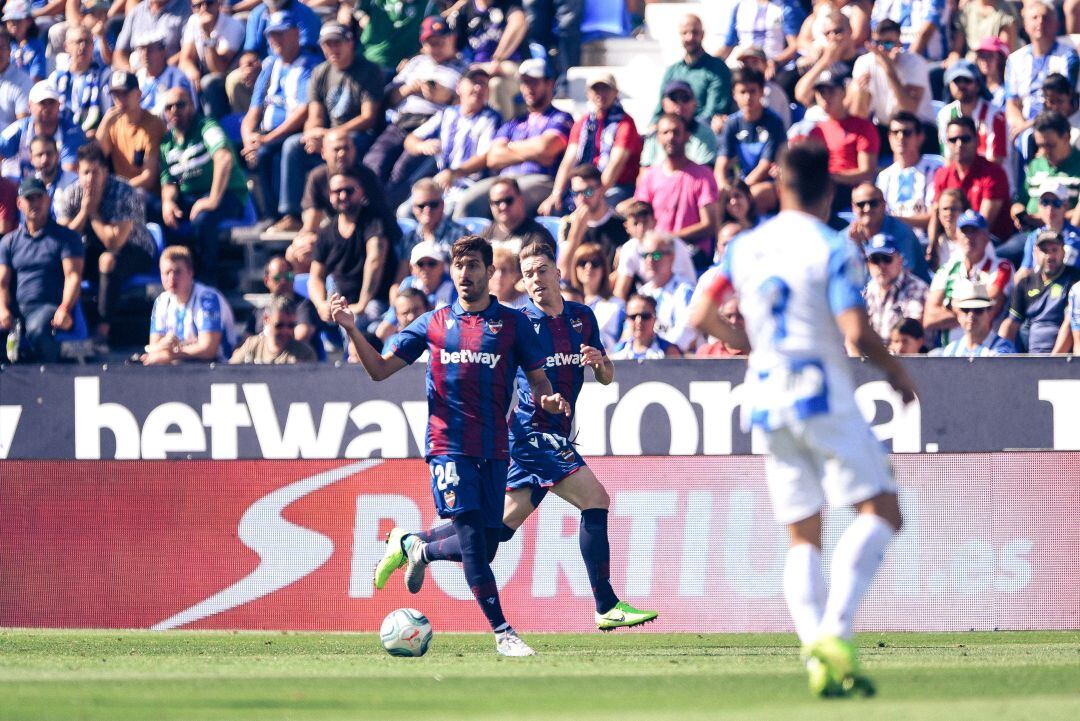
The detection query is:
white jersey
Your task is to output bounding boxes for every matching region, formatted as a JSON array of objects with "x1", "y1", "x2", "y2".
[{"x1": 707, "y1": 210, "x2": 866, "y2": 431}]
